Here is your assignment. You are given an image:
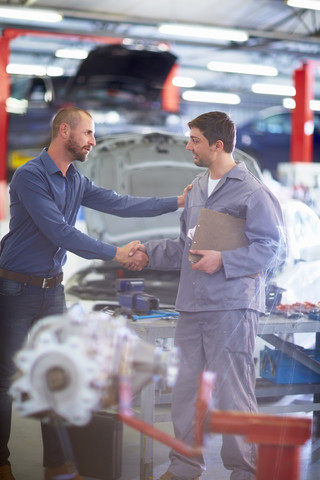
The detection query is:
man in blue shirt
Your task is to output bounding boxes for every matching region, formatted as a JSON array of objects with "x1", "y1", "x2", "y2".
[{"x1": 0, "y1": 107, "x2": 191, "y2": 480}]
